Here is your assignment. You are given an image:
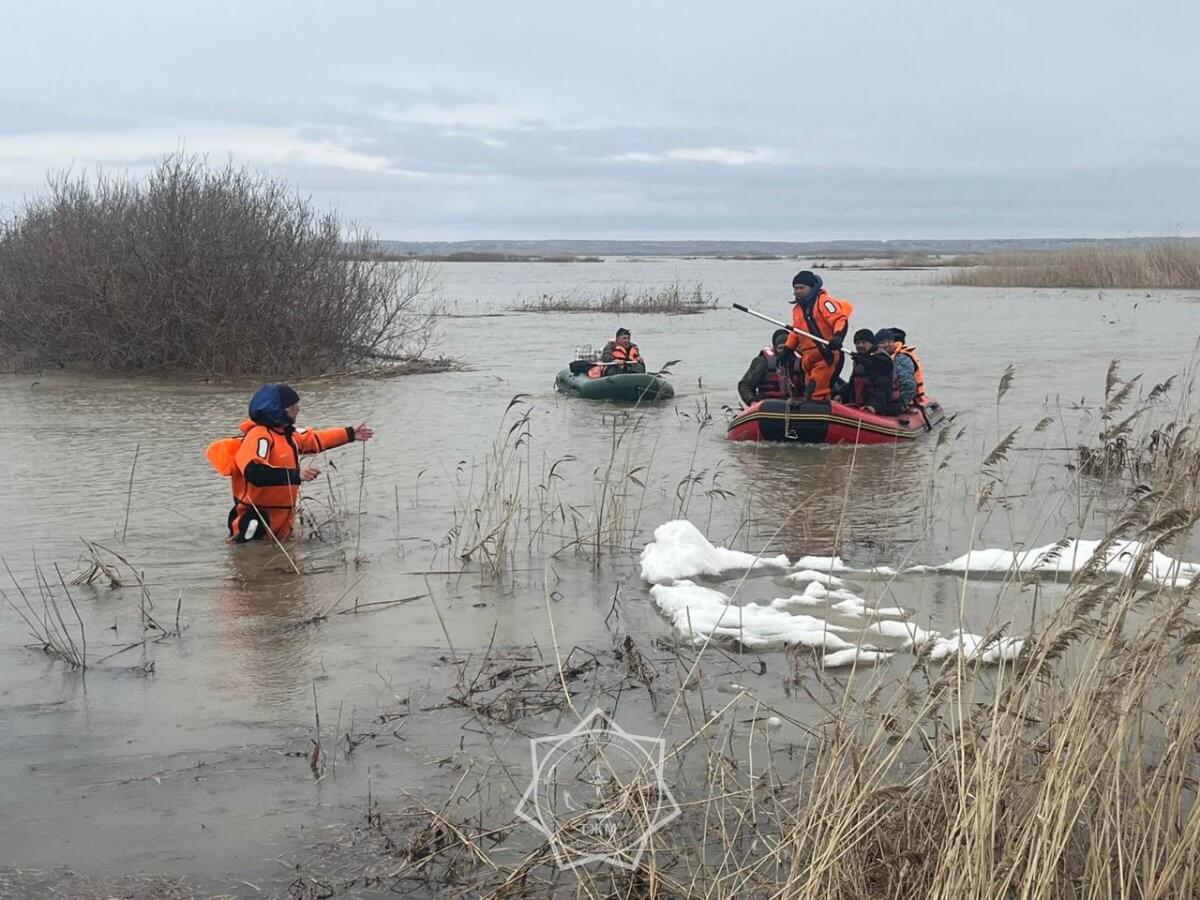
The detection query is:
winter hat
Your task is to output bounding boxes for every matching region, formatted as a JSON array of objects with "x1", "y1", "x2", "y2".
[
  {"x1": 772, "y1": 328, "x2": 790, "y2": 345},
  {"x1": 889, "y1": 327, "x2": 907, "y2": 344},
  {"x1": 853, "y1": 328, "x2": 876, "y2": 344},
  {"x1": 792, "y1": 271, "x2": 820, "y2": 288},
  {"x1": 248, "y1": 383, "x2": 300, "y2": 427},
  {"x1": 277, "y1": 384, "x2": 300, "y2": 408},
  {"x1": 874, "y1": 328, "x2": 895, "y2": 344},
  {"x1": 616, "y1": 327, "x2": 631, "y2": 338}
]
